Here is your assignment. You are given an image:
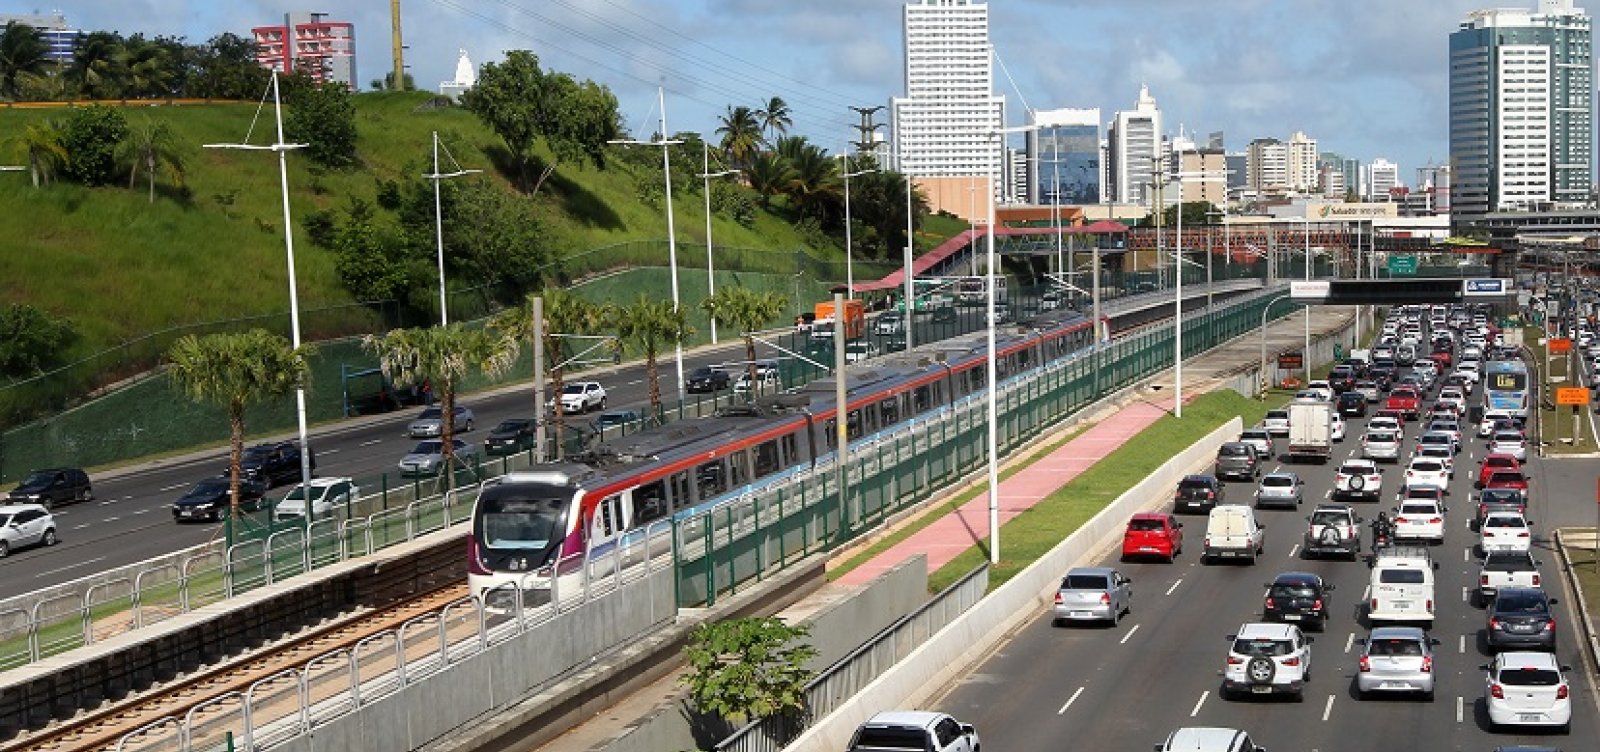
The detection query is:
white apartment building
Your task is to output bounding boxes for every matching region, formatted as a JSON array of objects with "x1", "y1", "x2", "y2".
[
  {"x1": 1287, "y1": 131, "x2": 1319, "y2": 193},
  {"x1": 1368, "y1": 158, "x2": 1401, "y2": 200},
  {"x1": 1246, "y1": 138, "x2": 1289, "y2": 192},
  {"x1": 1107, "y1": 84, "x2": 1163, "y2": 205},
  {"x1": 890, "y1": 0, "x2": 1006, "y2": 209}
]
